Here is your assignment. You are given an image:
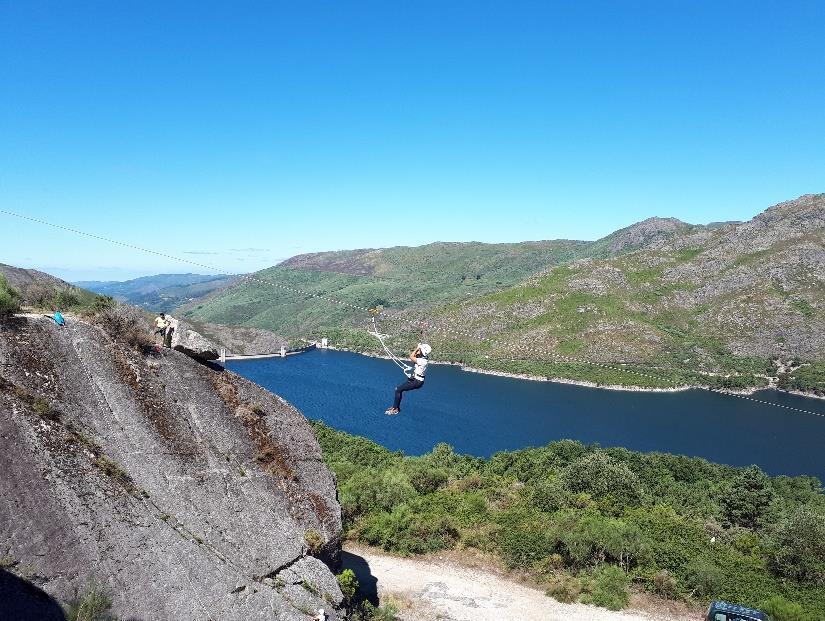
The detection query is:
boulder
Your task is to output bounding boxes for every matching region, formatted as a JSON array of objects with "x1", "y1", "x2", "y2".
[{"x1": 168, "y1": 316, "x2": 220, "y2": 360}]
